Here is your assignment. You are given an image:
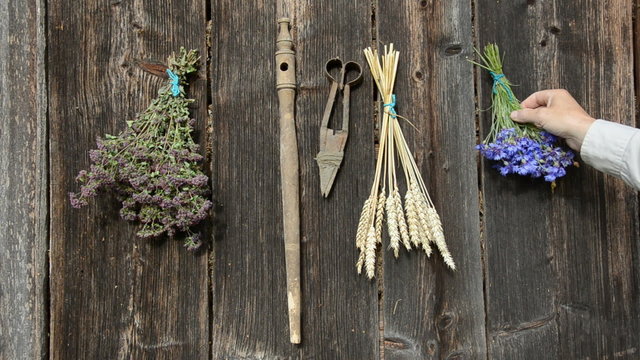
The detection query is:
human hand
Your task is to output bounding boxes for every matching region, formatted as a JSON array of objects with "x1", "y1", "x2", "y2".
[{"x1": 510, "y1": 89, "x2": 596, "y2": 151}]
